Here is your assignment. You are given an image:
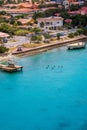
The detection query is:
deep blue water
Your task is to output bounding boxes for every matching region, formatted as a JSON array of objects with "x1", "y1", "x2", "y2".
[{"x1": 0, "y1": 42, "x2": 87, "y2": 130}]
